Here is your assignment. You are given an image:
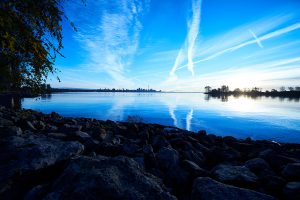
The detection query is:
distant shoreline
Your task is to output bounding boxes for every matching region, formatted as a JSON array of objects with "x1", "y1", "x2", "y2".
[{"x1": 205, "y1": 91, "x2": 300, "y2": 98}]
